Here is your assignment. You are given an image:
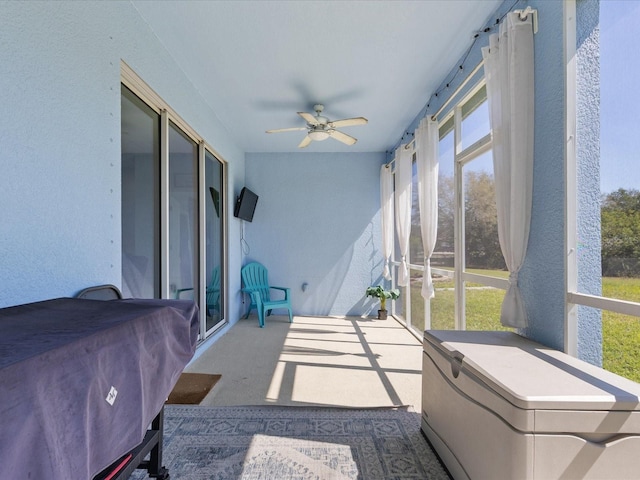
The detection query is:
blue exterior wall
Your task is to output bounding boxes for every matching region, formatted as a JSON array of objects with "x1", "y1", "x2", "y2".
[
  {"x1": 575, "y1": 0, "x2": 602, "y2": 364},
  {"x1": 244, "y1": 152, "x2": 385, "y2": 317},
  {"x1": 519, "y1": 0, "x2": 568, "y2": 353},
  {"x1": 0, "y1": 1, "x2": 246, "y2": 321}
]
